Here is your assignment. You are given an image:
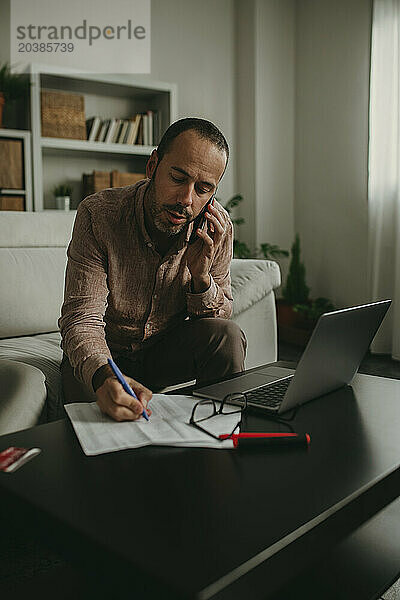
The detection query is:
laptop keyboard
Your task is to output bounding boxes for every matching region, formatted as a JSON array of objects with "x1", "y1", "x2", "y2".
[{"x1": 246, "y1": 376, "x2": 294, "y2": 410}]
